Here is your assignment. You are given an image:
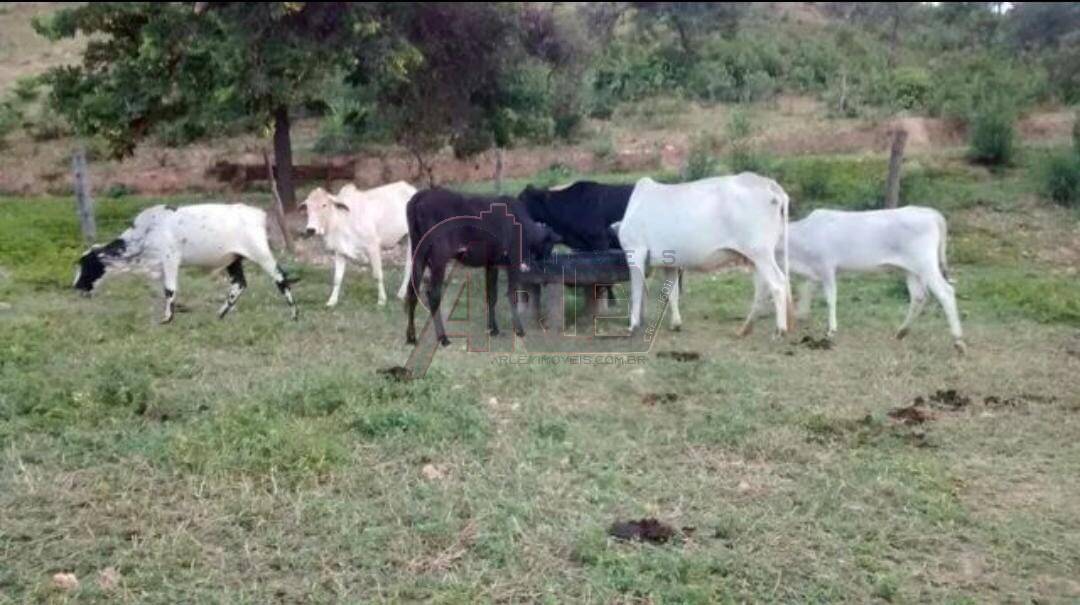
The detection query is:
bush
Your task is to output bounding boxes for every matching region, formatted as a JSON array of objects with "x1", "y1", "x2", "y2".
[
  {"x1": 532, "y1": 163, "x2": 574, "y2": 188},
  {"x1": 682, "y1": 133, "x2": 718, "y2": 181},
  {"x1": 103, "y1": 183, "x2": 134, "y2": 199},
  {"x1": 967, "y1": 109, "x2": 1015, "y2": 166},
  {"x1": 891, "y1": 67, "x2": 932, "y2": 111},
  {"x1": 0, "y1": 101, "x2": 19, "y2": 146},
  {"x1": 1073, "y1": 111, "x2": 1080, "y2": 156},
  {"x1": 1041, "y1": 151, "x2": 1080, "y2": 207},
  {"x1": 11, "y1": 76, "x2": 41, "y2": 103},
  {"x1": 25, "y1": 105, "x2": 70, "y2": 142}
]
